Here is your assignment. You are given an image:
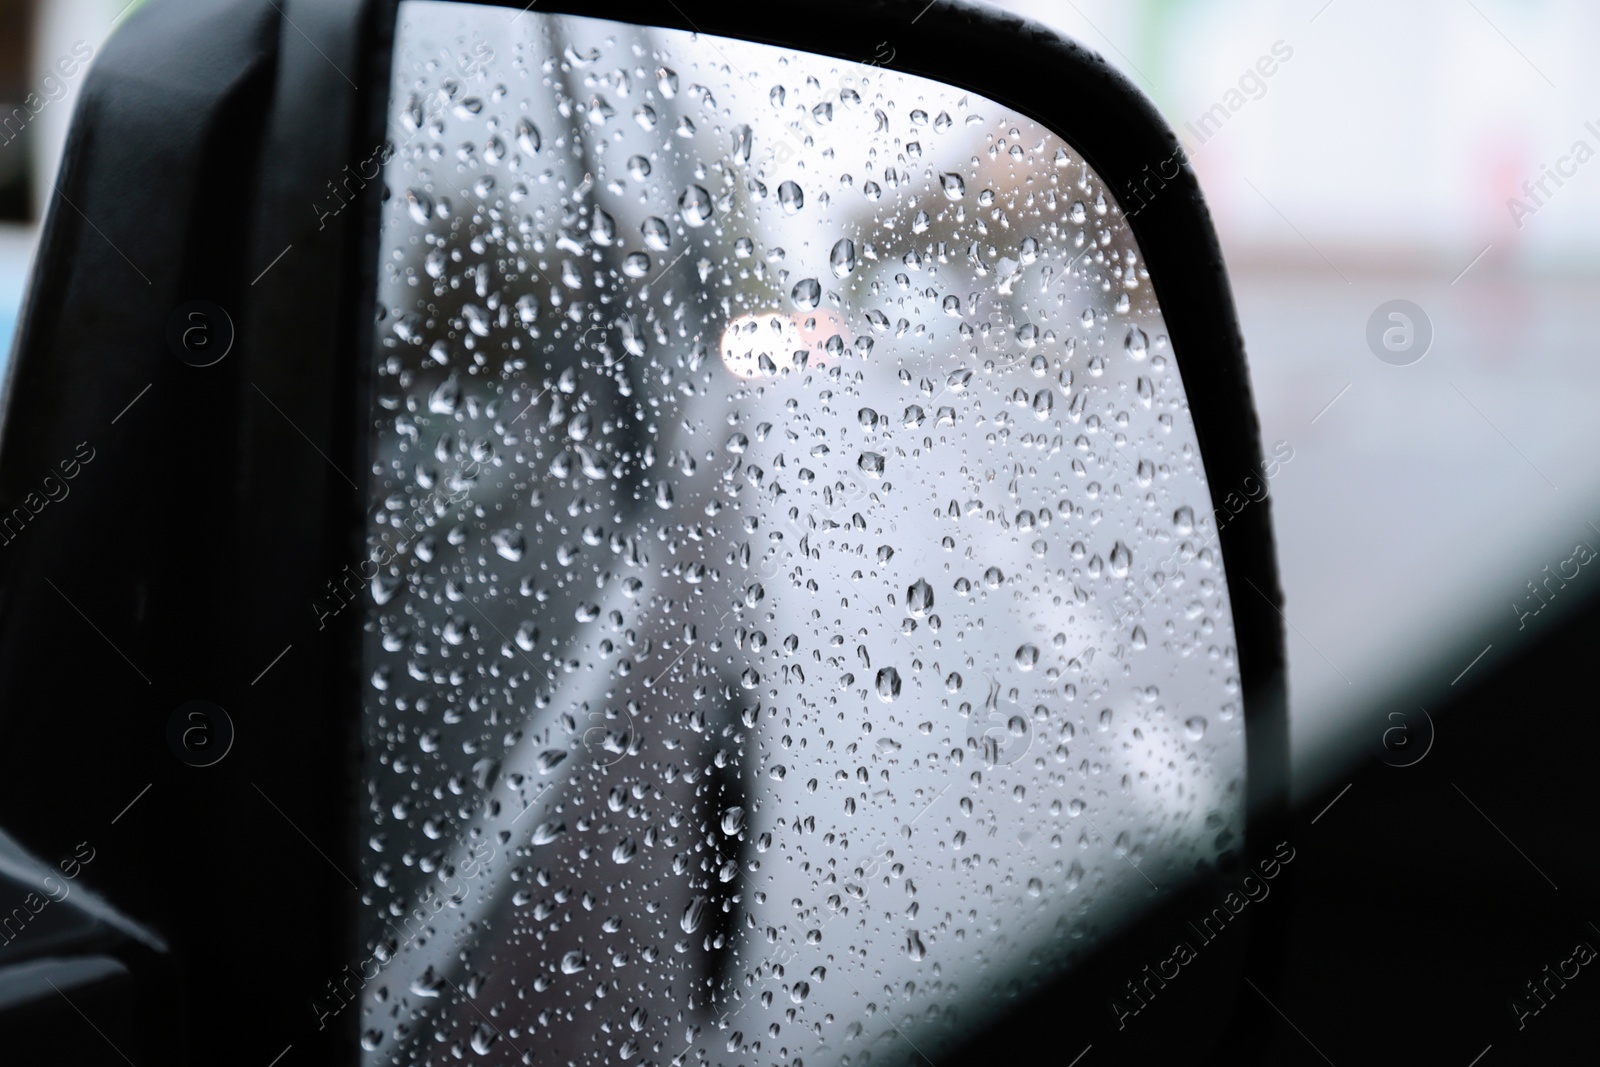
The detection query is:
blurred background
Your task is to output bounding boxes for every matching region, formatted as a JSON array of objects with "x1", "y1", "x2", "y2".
[{"x1": 3, "y1": 0, "x2": 1597, "y2": 803}]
